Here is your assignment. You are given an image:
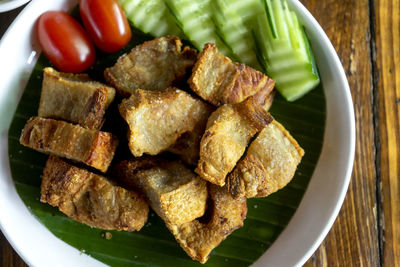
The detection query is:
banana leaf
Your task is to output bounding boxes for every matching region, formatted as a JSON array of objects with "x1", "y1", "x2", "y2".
[{"x1": 8, "y1": 27, "x2": 325, "y2": 266}]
